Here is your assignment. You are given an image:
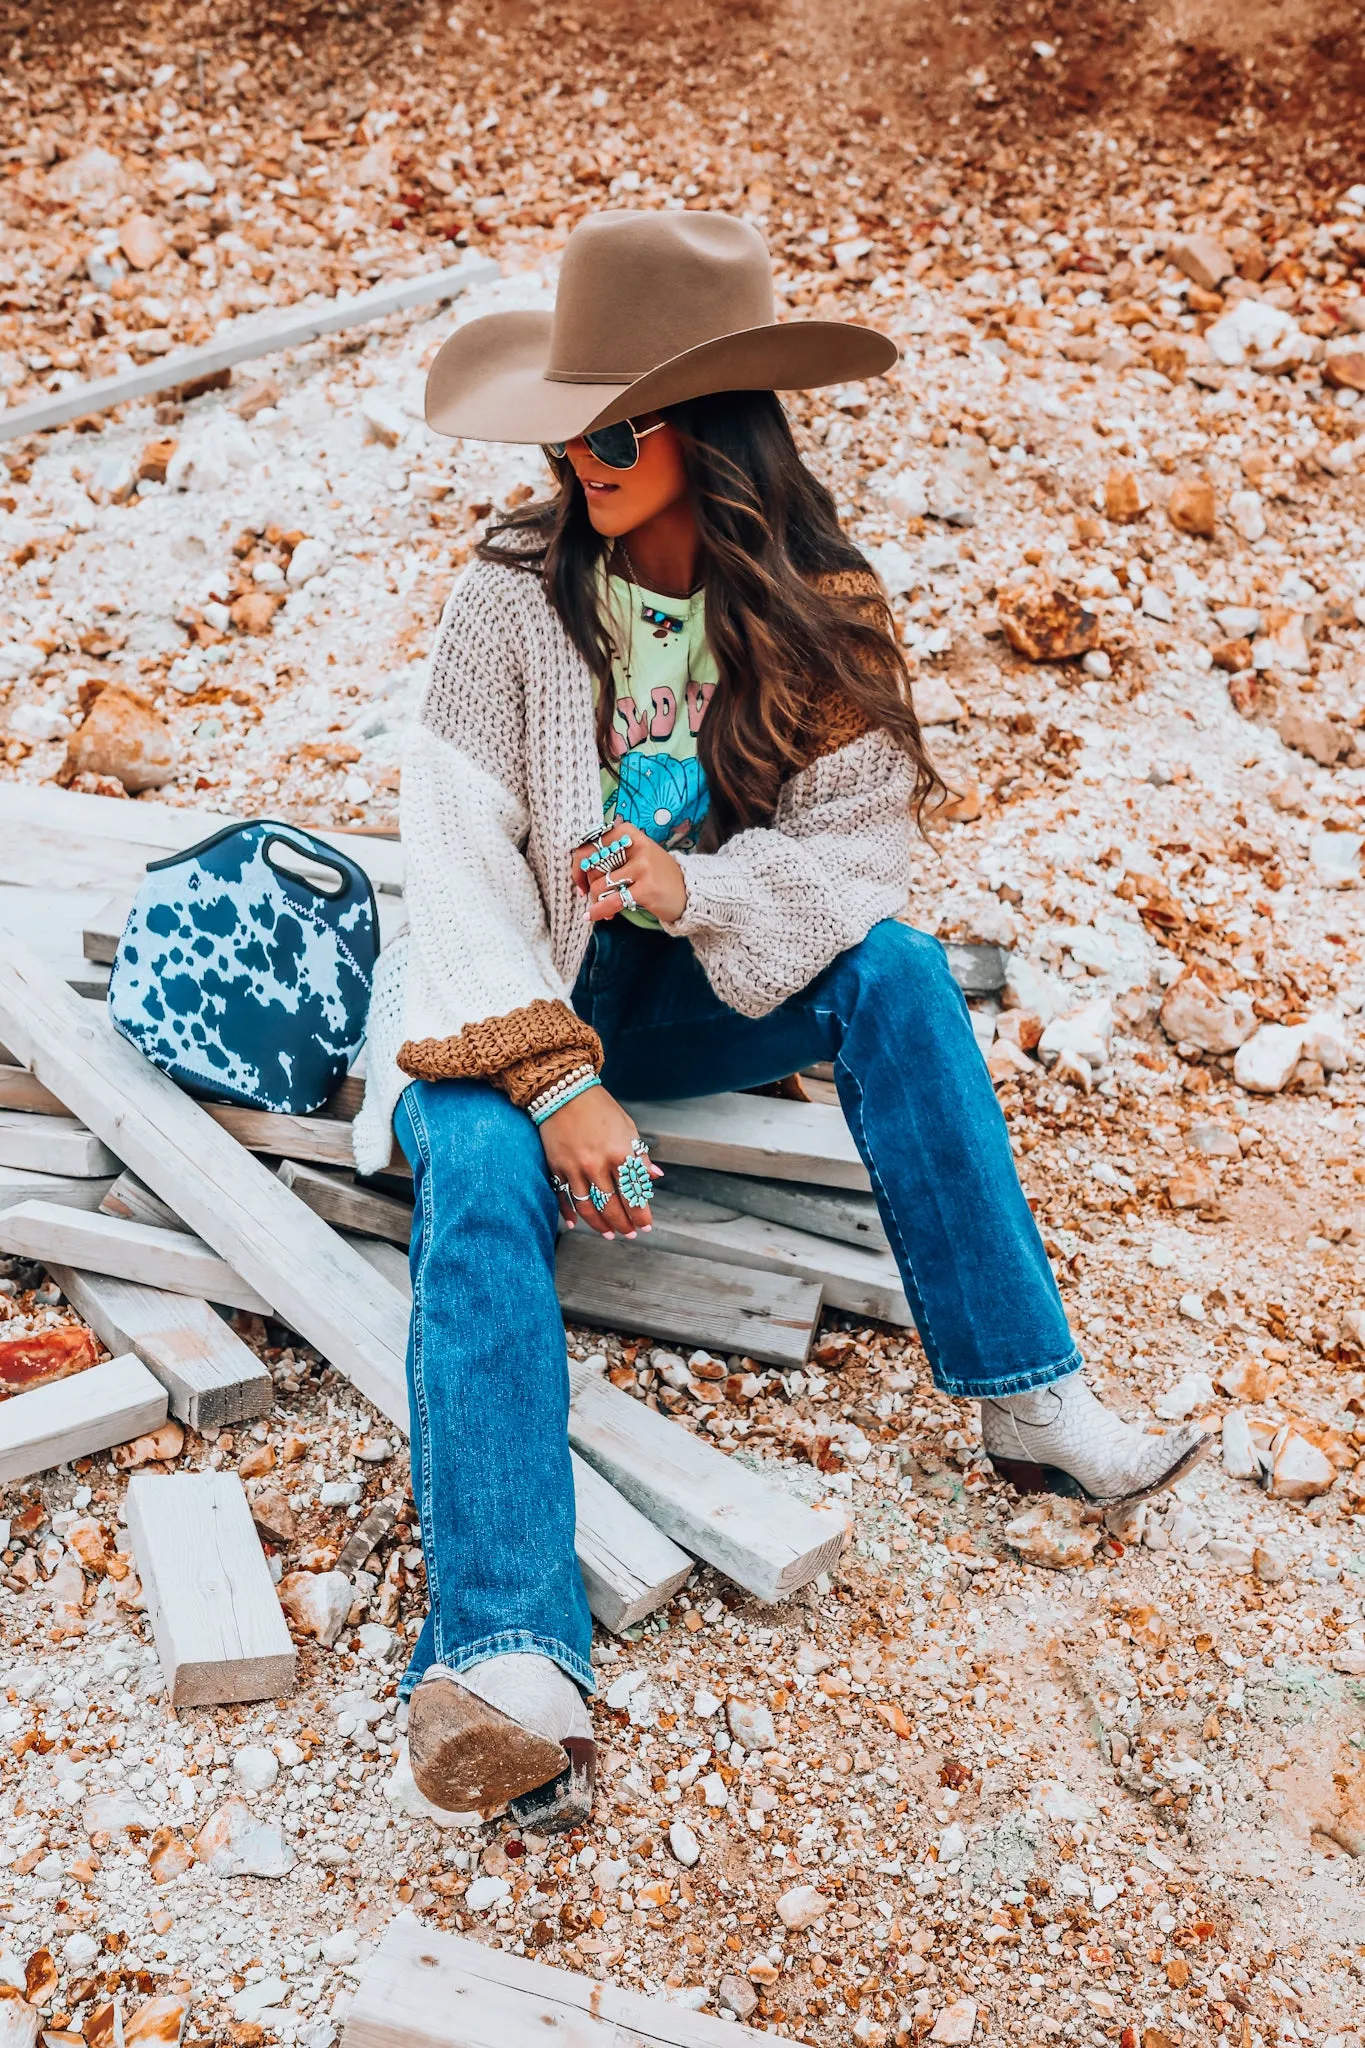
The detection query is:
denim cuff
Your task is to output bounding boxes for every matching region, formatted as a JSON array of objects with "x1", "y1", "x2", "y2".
[
  {"x1": 399, "y1": 1628, "x2": 596, "y2": 1702},
  {"x1": 934, "y1": 1345, "x2": 1083, "y2": 1401}
]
